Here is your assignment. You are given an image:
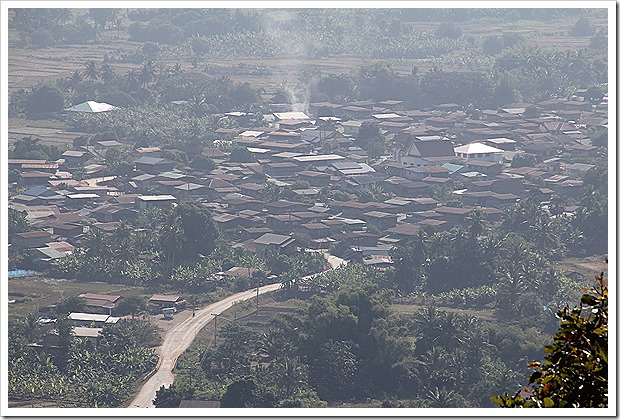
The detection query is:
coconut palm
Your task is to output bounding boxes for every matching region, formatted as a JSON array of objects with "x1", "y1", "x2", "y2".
[
  {"x1": 466, "y1": 209, "x2": 486, "y2": 239},
  {"x1": 83, "y1": 60, "x2": 99, "y2": 81},
  {"x1": 159, "y1": 214, "x2": 185, "y2": 269},
  {"x1": 100, "y1": 63, "x2": 116, "y2": 84}
]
